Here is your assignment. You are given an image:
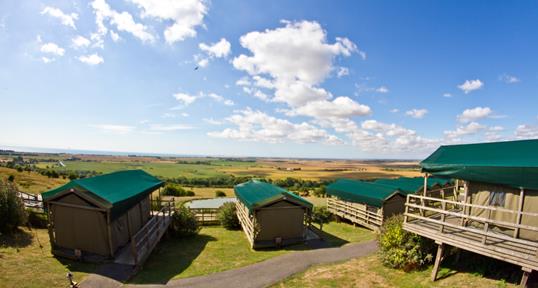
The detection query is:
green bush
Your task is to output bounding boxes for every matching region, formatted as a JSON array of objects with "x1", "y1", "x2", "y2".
[
  {"x1": 312, "y1": 186, "x2": 326, "y2": 197},
  {"x1": 186, "y1": 190, "x2": 195, "y2": 196},
  {"x1": 27, "y1": 211, "x2": 48, "y2": 228},
  {"x1": 311, "y1": 206, "x2": 331, "y2": 230},
  {"x1": 378, "y1": 215, "x2": 434, "y2": 271},
  {"x1": 218, "y1": 202, "x2": 240, "y2": 230},
  {"x1": 0, "y1": 182, "x2": 27, "y2": 234},
  {"x1": 169, "y1": 205, "x2": 200, "y2": 237},
  {"x1": 215, "y1": 190, "x2": 226, "y2": 197}
]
